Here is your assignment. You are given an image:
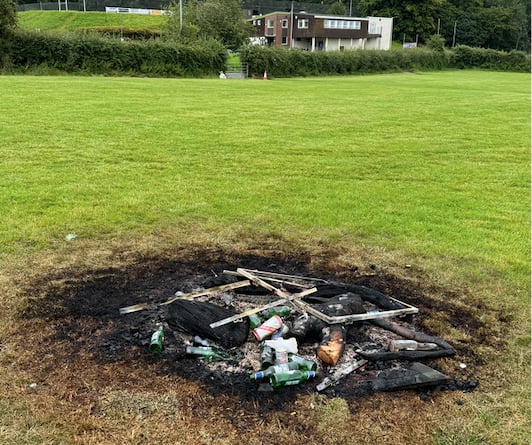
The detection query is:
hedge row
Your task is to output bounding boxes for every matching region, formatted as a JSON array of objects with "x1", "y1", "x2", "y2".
[
  {"x1": 1, "y1": 31, "x2": 226, "y2": 77},
  {"x1": 449, "y1": 45, "x2": 531, "y2": 72},
  {"x1": 239, "y1": 45, "x2": 448, "y2": 77},
  {"x1": 1, "y1": 31, "x2": 529, "y2": 77},
  {"x1": 239, "y1": 45, "x2": 530, "y2": 78}
]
